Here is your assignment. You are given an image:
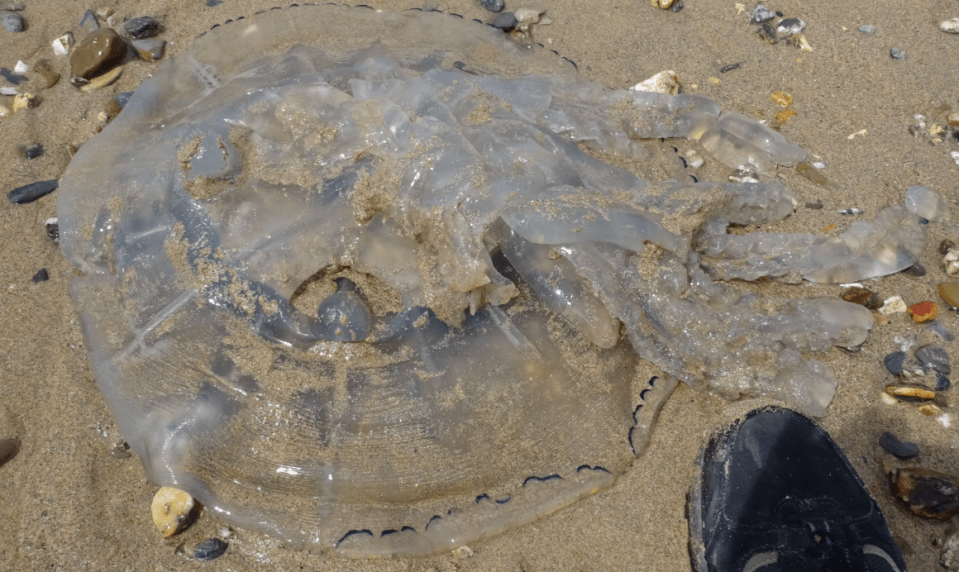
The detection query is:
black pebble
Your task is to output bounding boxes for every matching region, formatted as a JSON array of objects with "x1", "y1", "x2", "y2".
[
  {"x1": 114, "y1": 91, "x2": 134, "y2": 109},
  {"x1": 804, "y1": 200, "x2": 824, "y2": 210},
  {"x1": 123, "y1": 16, "x2": 160, "y2": 39},
  {"x1": 489, "y1": 12, "x2": 516, "y2": 31},
  {"x1": 194, "y1": 538, "x2": 228, "y2": 561},
  {"x1": 8, "y1": 179, "x2": 58, "y2": 204},
  {"x1": 477, "y1": 0, "x2": 504, "y2": 12},
  {"x1": 670, "y1": 0, "x2": 684, "y2": 12},
  {"x1": 0, "y1": 67, "x2": 27, "y2": 85},
  {"x1": 916, "y1": 344, "x2": 950, "y2": 374},
  {"x1": 31, "y1": 268, "x2": 48, "y2": 283},
  {"x1": 865, "y1": 292, "x2": 884, "y2": 310},
  {"x1": 936, "y1": 373, "x2": 951, "y2": 391},
  {"x1": 20, "y1": 143, "x2": 43, "y2": 159},
  {"x1": 902, "y1": 262, "x2": 926, "y2": 277},
  {"x1": 46, "y1": 219, "x2": 59, "y2": 243},
  {"x1": 879, "y1": 431, "x2": 919, "y2": 459},
  {"x1": 0, "y1": 438, "x2": 19, "y2": 467},
  {"x1": 883, "y1": 351, "x2": 906, "y2": 376}
]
